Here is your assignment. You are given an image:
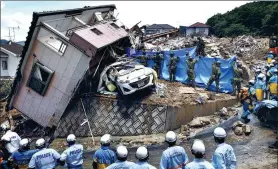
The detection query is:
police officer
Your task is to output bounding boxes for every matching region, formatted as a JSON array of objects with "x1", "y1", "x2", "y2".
[
  {"x1": 168, "y1": 52, "x2": 179, "y2": 82},
  {"x1": 93, "y1": 134, "x2": 116, "y2": 169},
  {"x1": 211, "y1": 127, "x2": 236, "y2": 169},
  {"x1": 153, "y1": 51, "x2": 164, "y2": 78},
  {"x1": 186, "y1": 139, "x2": 214, "y2": 169},
  {"x1": 248, "y1": 79, "x2": 256, "y2": 101},
  {"x1": 255, "y1": 69, "x2": 262, "y2": 81},
  {"x1": 131, "y1": 146, "x2": 156, "y2": 169},
  {"x1": 60, "y1": 134, "x2": 83, "y2": 169},
  {"x1": 160, "y1": 131, "x2": 188, "y2": 169},
  {"x1": 266, "y1": 51, "x2": 275, "y2": 64},
  {"x1": 8, "y1": 138, "x2": 39, "y2": 169},
  {"x1": 206, "y1": 61, "x2": 221, "y2": 92},
  {"x1": 186, "y1": 55, "x2": 199, "y2": 88},
  {"x1": 254, "y1": 74, "x2": 266, "y2": 101},
  {"x1": 268, "y1": 69, "x2": 278, "y2": 100},
  {"x1": 1, "y1": 124, "x2": 21, "y2": 154},
  {"x1": 232, "y1": 62, "x2": 243, "y2": 96},
  {"x1": 28, "y1": 138, "x2": 61, "y2": 169},
  {"x1": 106, "y1": 145, "x2": 135, "y2": 169}
]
